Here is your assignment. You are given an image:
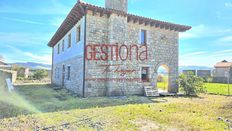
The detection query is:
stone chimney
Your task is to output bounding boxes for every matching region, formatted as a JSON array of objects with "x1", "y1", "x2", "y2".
[{"x1": 105, "y1": 0, "x2": 128, "y2": 12}]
